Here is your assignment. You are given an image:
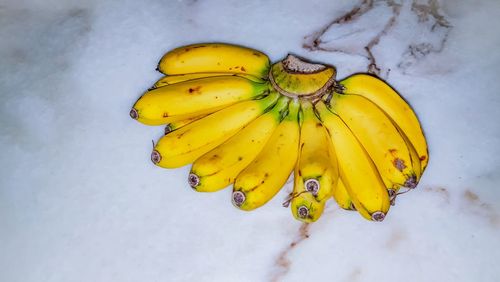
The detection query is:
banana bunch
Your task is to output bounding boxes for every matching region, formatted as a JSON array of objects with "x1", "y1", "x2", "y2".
[{"x1": 130, "y1": 43, "x2": 428, "y2": 223}]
